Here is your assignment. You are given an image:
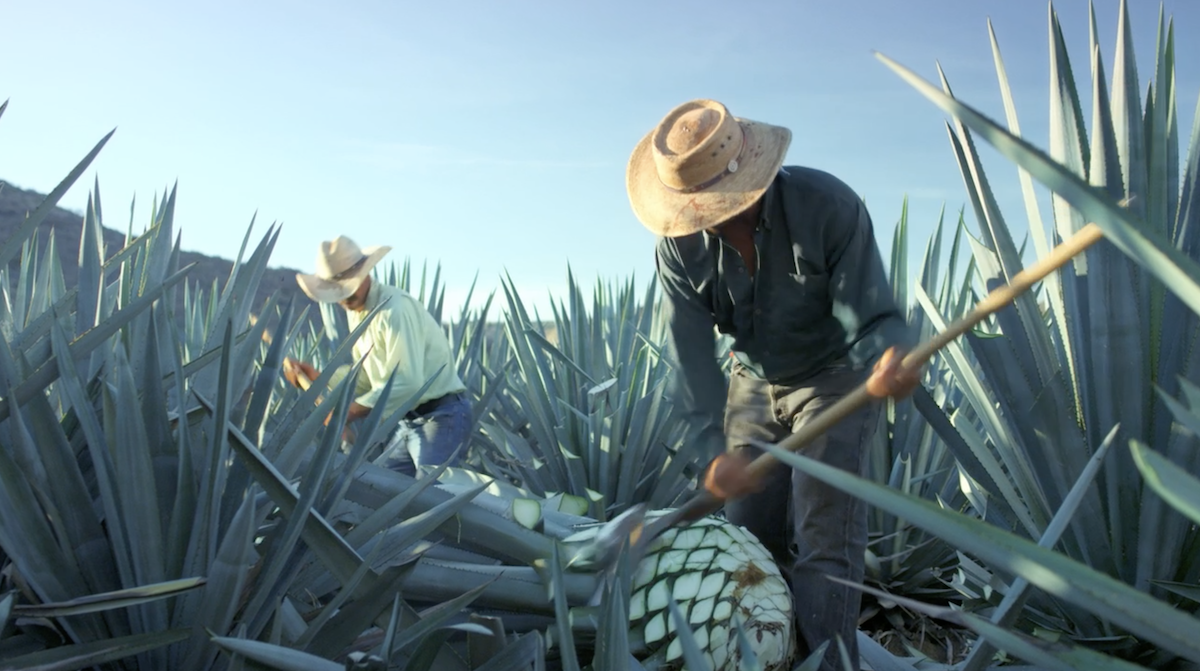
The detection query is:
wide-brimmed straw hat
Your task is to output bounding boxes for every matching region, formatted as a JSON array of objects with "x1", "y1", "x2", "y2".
[
  {"x1": 626, "y1": 99, "x2": 792, "y2": 237},
  {"x1": 296, "y1": 236, "x2": 391, "y2": 303}
]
